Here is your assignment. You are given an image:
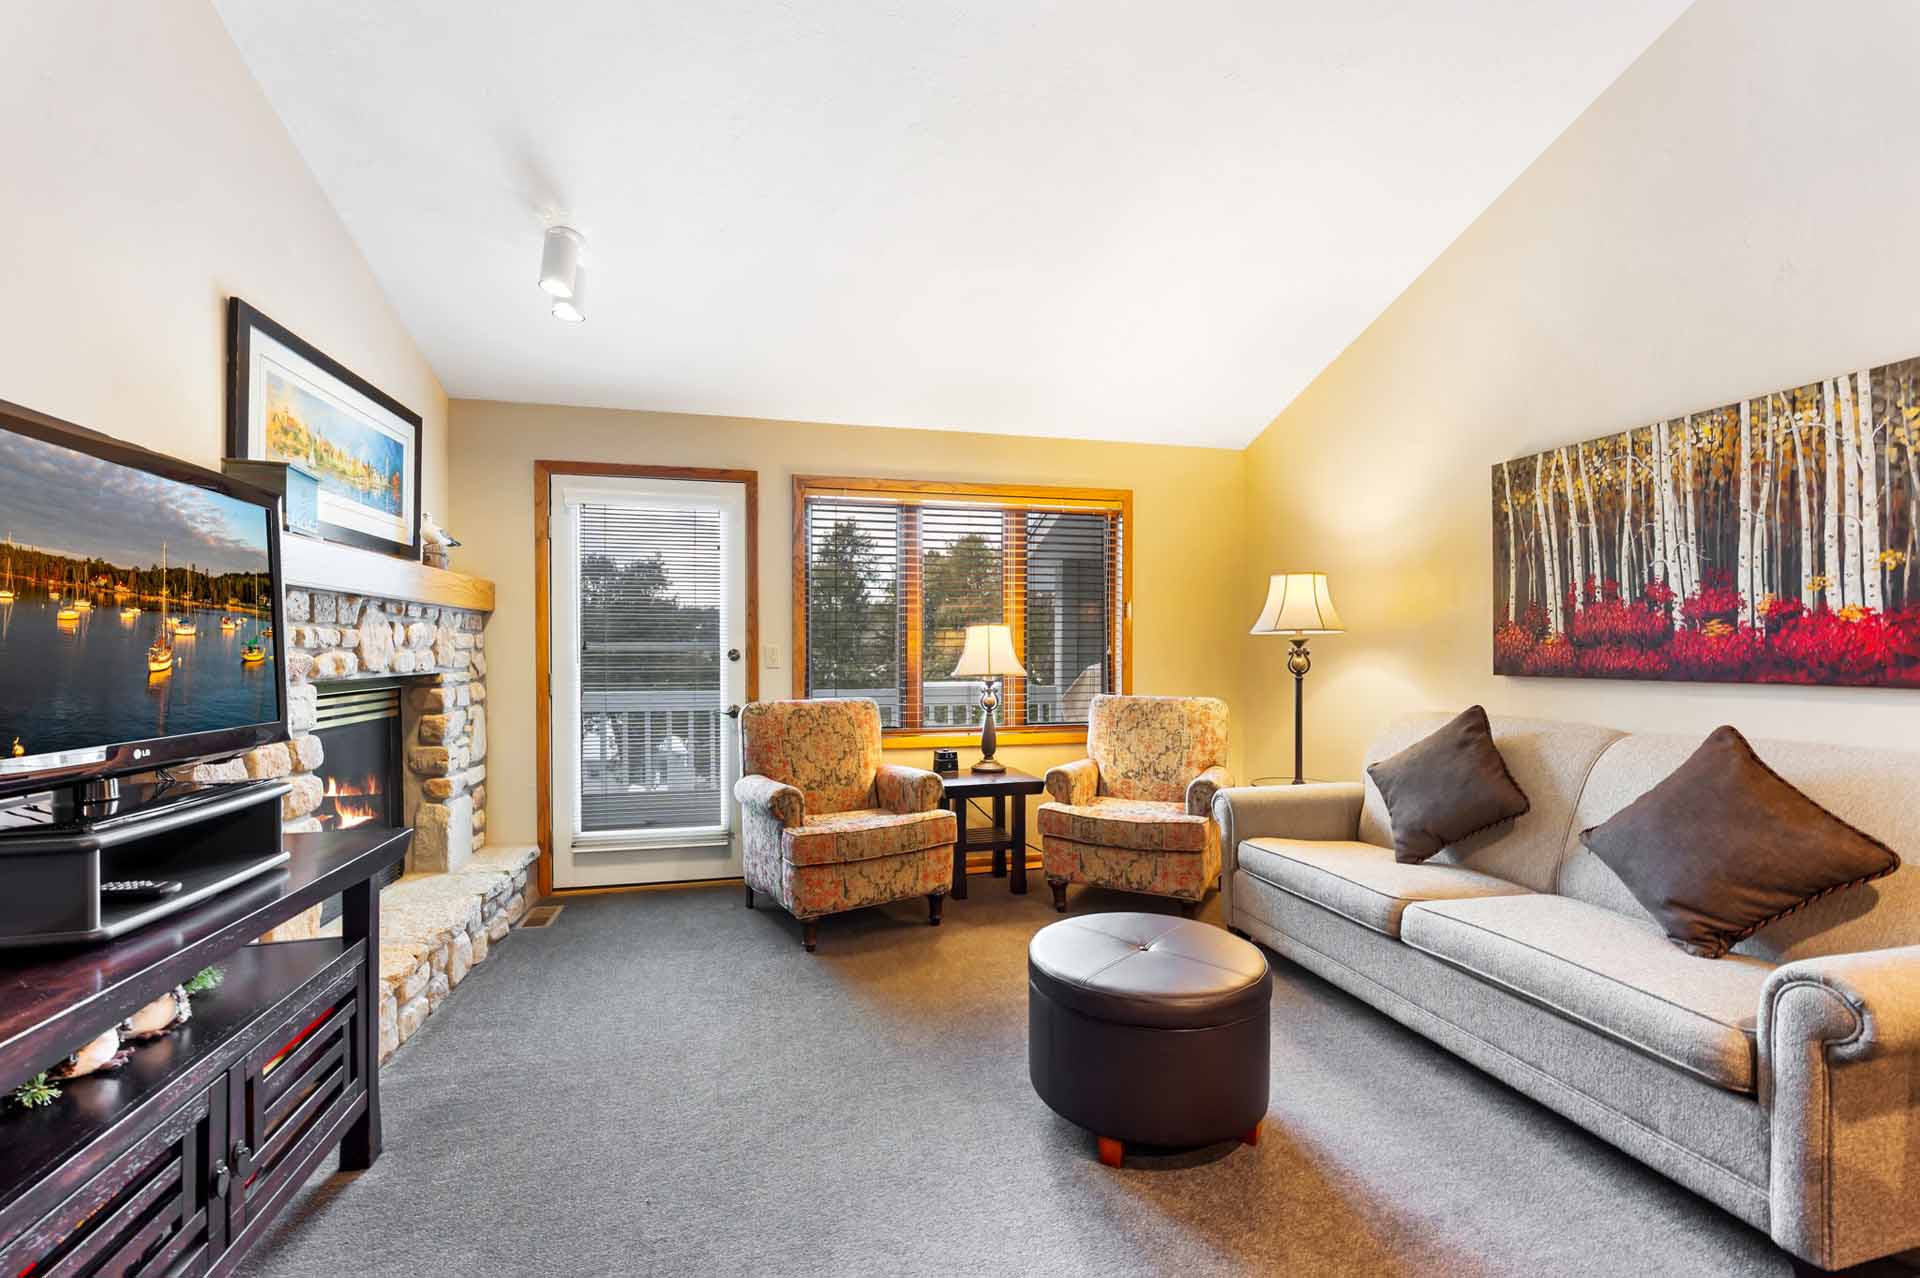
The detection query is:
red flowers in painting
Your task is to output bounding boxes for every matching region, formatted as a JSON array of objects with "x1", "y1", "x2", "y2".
[{"x1": 1494, "y1": 576, "x2": 1920, "y2": 685}]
